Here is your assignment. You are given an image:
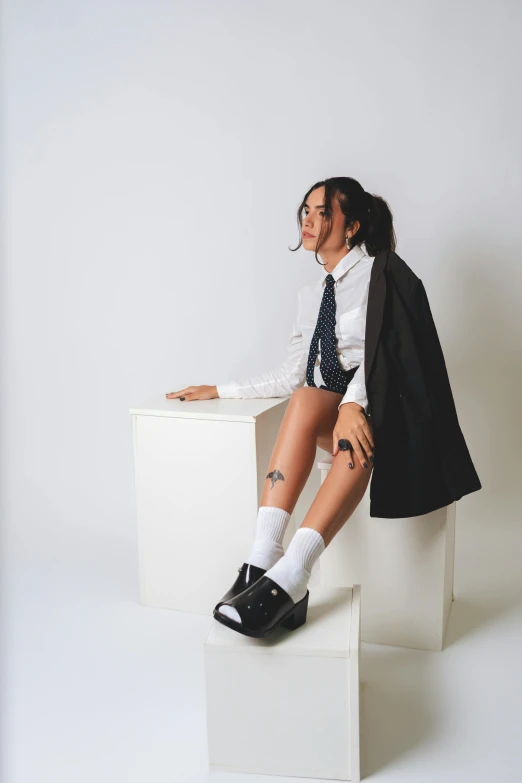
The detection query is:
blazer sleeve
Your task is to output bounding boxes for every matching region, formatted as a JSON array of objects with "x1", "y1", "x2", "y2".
[
  {"x1": 216, "y1": 288, "x2": 307, "y2": 399},
  {"x1": 408, "y1": 278, "x2": 446, "y2": 366},
  {"x1": 407, "y1": 276, "x2": 458, "y2": 419}
]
